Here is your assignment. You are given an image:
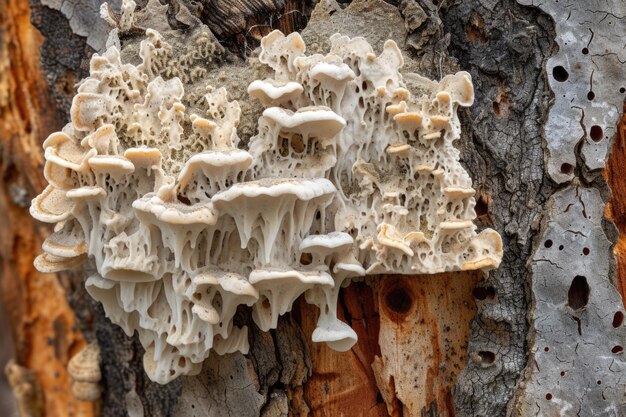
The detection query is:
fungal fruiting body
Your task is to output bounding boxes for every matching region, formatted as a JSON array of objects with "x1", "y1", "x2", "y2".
[
  {"x1": 31, "y1": 27, "x2": 502, "y2": 383},
  {"x1": 67, "y1": 343, "x2": 102, "y2": 401}
]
